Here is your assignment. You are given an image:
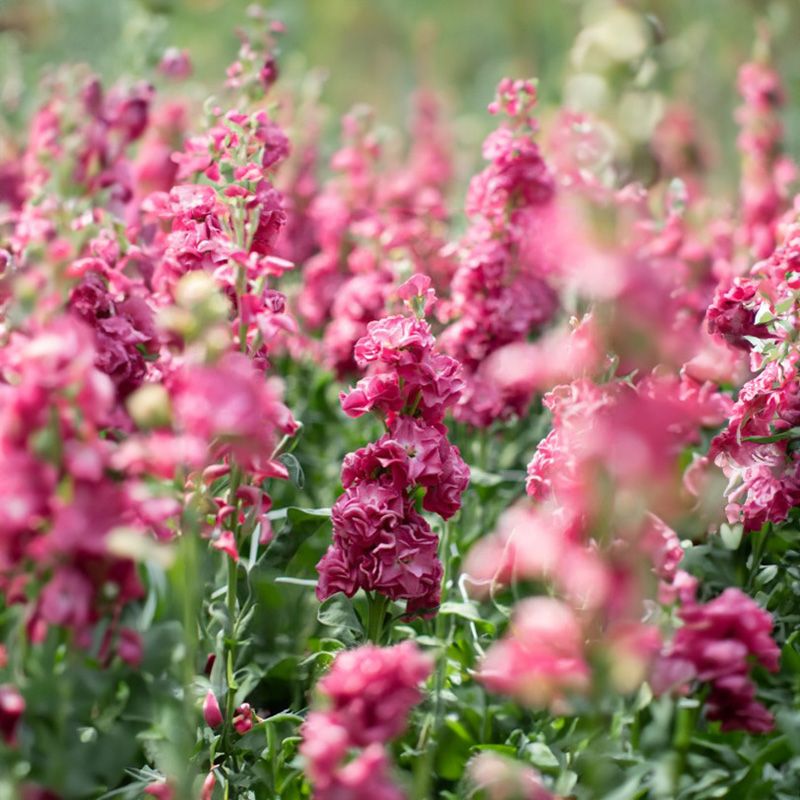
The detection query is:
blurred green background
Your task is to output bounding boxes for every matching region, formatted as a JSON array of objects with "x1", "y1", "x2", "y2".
[{"x1": 2, "y1": 0, "x2": 800, "y2": 190}]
